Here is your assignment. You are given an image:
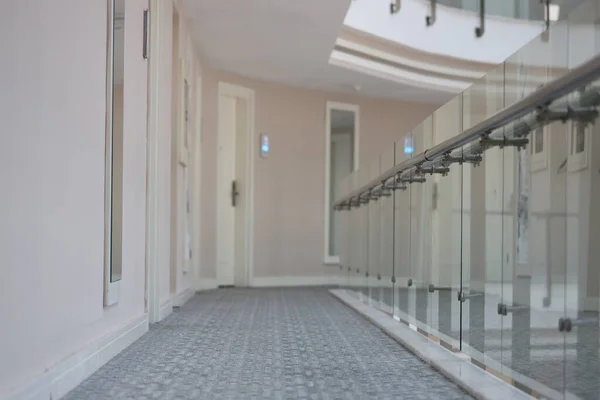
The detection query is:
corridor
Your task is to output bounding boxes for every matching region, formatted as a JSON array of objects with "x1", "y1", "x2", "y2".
[{"x1": 64, "y1": 289, "x2": 471, "y2": 399}]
